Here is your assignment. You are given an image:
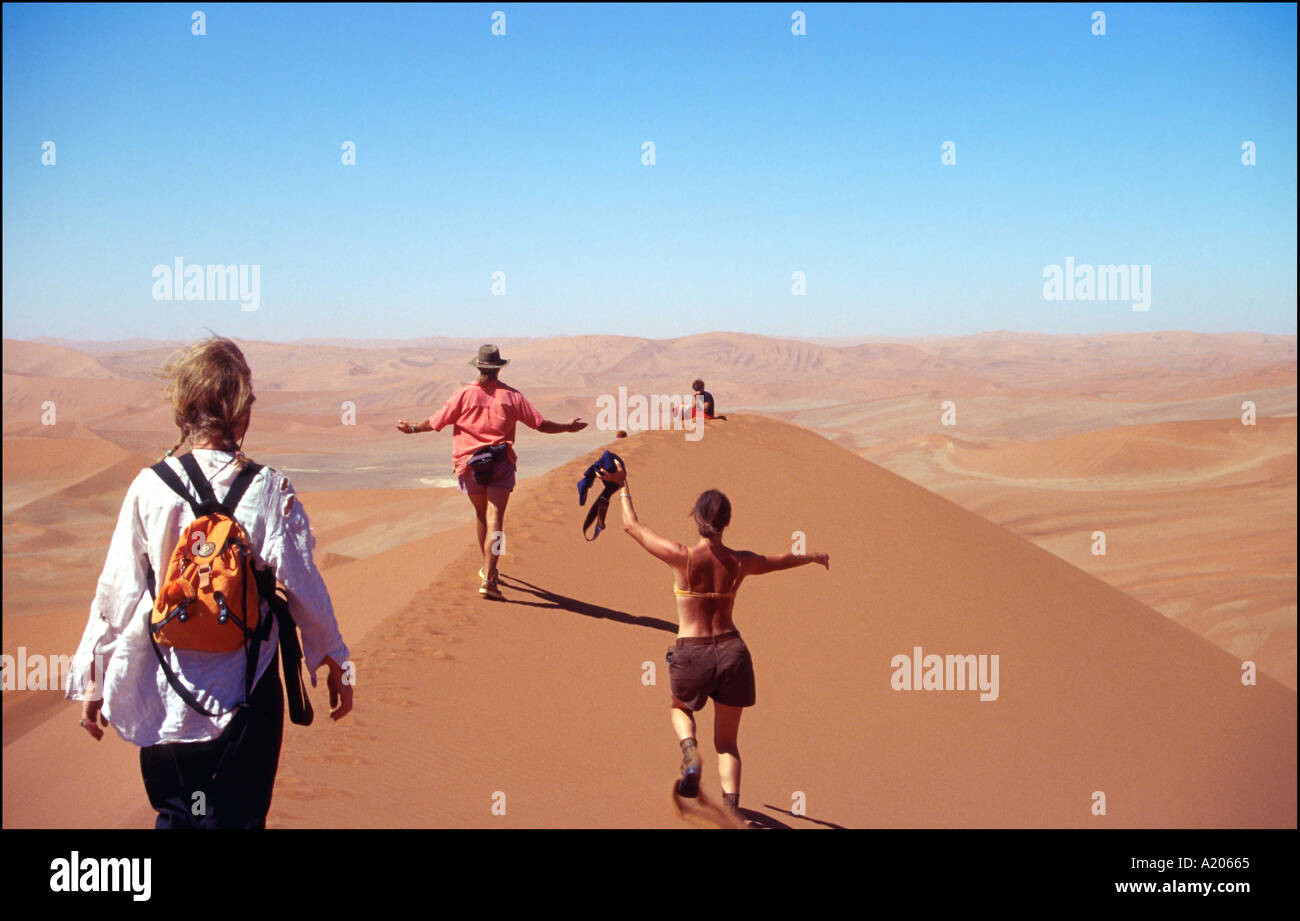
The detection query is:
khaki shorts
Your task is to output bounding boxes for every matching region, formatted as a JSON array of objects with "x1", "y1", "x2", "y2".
[{"x1": 666, "y1": 631, "x2": 756, "y2": 711}]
